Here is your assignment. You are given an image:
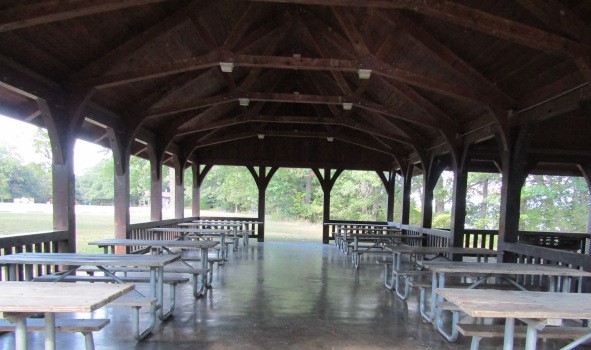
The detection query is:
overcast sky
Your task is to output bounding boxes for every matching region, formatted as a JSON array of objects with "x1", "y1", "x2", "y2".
[{"x1": 0, "y1": 114, "x2": 110, "y2": 175}]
